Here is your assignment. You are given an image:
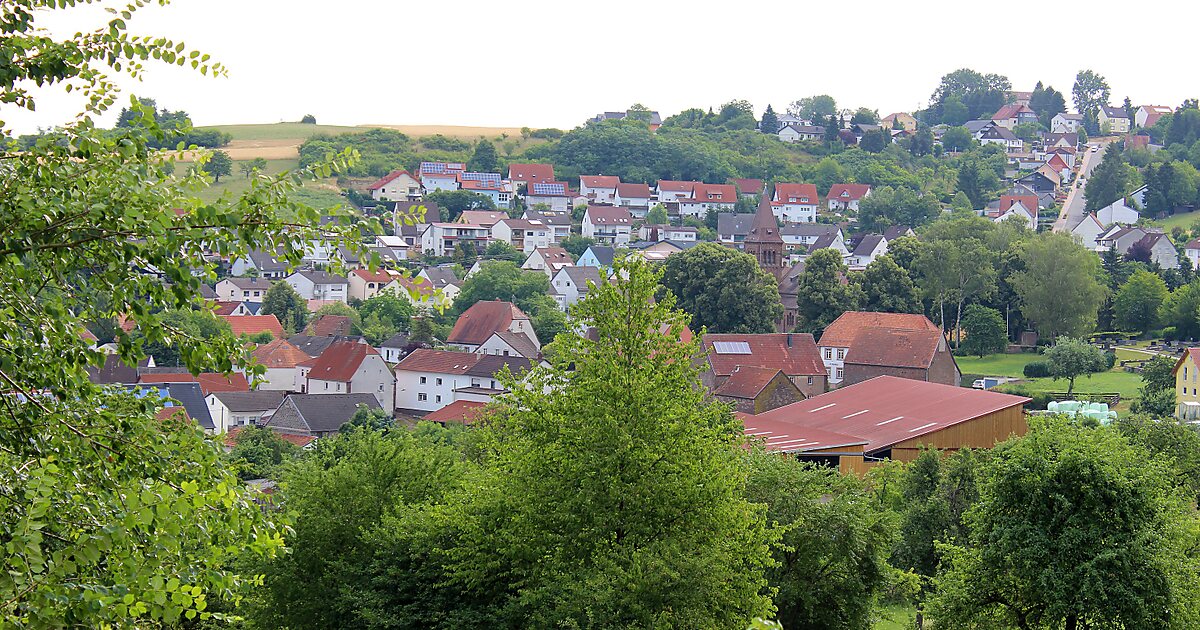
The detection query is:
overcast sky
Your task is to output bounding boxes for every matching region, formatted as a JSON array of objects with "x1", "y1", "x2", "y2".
[{"x1": 7, "y1": 0, "x2": 1195, "y2": 134}]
